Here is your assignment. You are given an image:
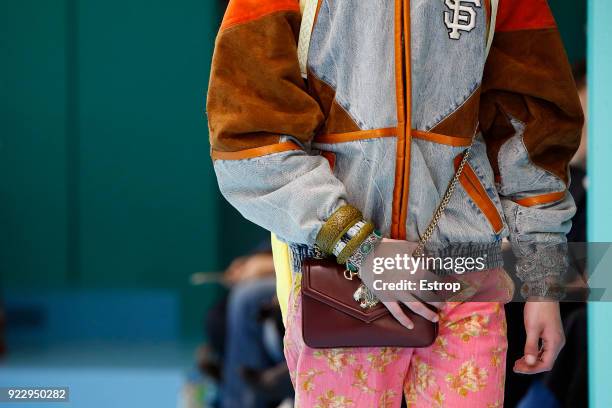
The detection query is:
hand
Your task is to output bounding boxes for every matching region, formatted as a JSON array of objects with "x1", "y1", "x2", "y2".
[
  {"x1": 514, "y1": 299, "x2": 565, "y2": 374},
  {"x1": 382, "y1": 299, "x2": 441, "y2": 329},
  {"x1": 378, "y1": 238, "x2": 444, "y2": 329},
  {"x1": 224, "y1": 253, "x2": 275, "y2": 284}
]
